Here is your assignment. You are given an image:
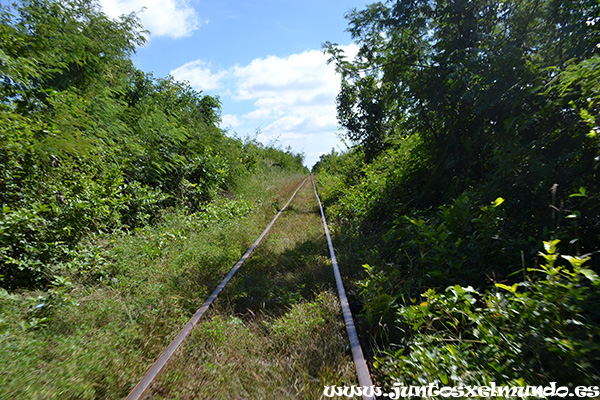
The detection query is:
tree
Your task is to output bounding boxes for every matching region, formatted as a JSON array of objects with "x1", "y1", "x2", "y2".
[{"x1": 326, "y1": 0, "x2": 599, "y2": 201}]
